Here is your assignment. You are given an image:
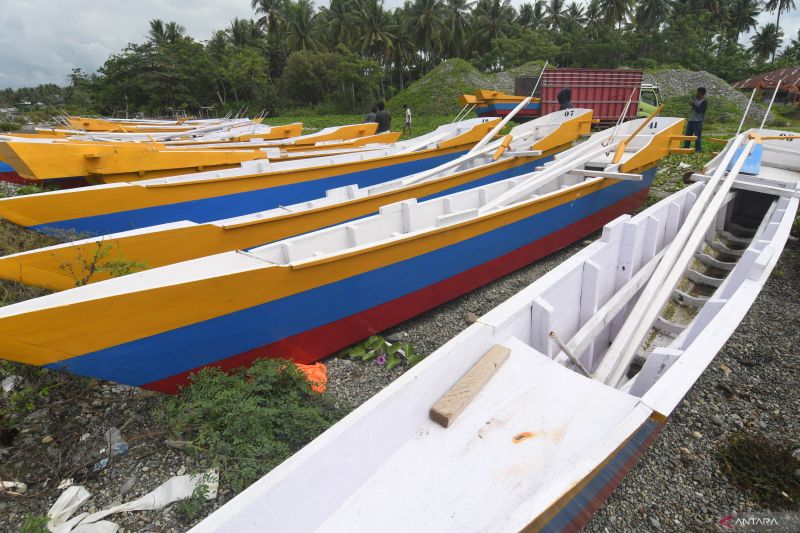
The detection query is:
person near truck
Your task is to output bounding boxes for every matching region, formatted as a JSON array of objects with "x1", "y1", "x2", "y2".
[
  {"x1": 375, "y1": 101, "x2": 391, "y2": 133},
  {"x1": 684, "y1": 87, "x2": 707, "y2": 153},
  {"x1": 403, "y1": 104, "x2": 412, "y2": 135},
  {"x1": 557, "y1": 87, "x2": 573, "y2": 110}
]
